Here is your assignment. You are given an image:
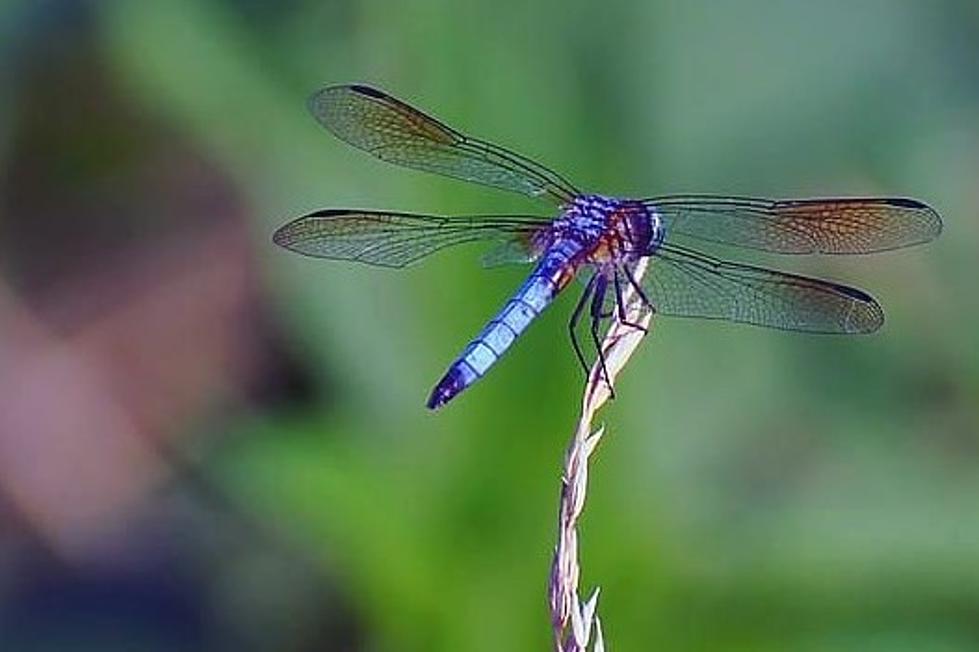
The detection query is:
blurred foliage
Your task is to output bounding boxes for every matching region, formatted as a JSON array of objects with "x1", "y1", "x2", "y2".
[{"x1": 1, "y1": 0, "x2": 977, "y2": 651}]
